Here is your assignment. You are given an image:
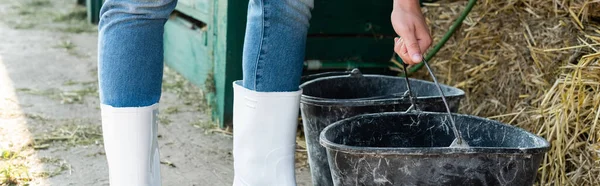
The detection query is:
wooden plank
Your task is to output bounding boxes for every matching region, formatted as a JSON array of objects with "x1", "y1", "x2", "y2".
[
  {"x1": 213, "y1": 0, "x2": 227, "y2": 128},
  {"x1": 163, "y1": 16, "x2": 214, "y2": 96},
  {"x1": 177, "y1": 0, "x2": 211, "y2": 15},
  {"x1": 175, "y1": 1, "x2": 211, "y2": 23},
  {"x1": 305, "y1": 36, "x2": 395, "y2": 62},
  {"x1": 86, "y1": 0, "x2": 104, "y2": 24},
  {"x1": 193, "y1": 0, "x2": 211, "y2": 15},
  {"x1": 213, "y1": 0, "x2": 246, "y2": 128},
  {"x1": 177, "y1": 0, "x2": 195, "y2": 7}
]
